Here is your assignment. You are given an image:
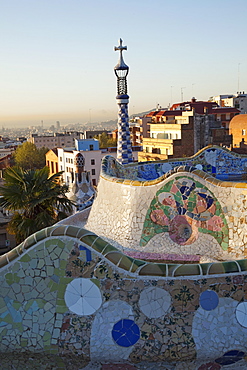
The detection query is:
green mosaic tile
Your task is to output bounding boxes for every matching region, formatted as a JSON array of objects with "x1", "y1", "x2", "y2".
[
  {"x1": 20, "y1": 254, "x2": 31, "y2": 262},
  {"x1": 12, "y1": 322, "x2": 23, "y2": 331},
  {"x1": 13, "y1": 301, "x2": 22, "y2": 310},
  {"x1": 59, "y1": 277, "x2": 73, "y2": 285},
  {"x1": 76, "y1": 228, "x2": 96, "y2": 239},
  {"x1": 167, "y1": 264, "x2": 180, "y2": 276},
  {"x1": 57, "y1": 289, "x2": 66, "y2": 299},
  {"x1": 105, "y1": 251, "x2": 123, "y2": 266},
  {"x1": 129, "y1": 259, "x2": 147, "y2": 273},
  {"x1": 34, "y1": 229, "x2": 47, "y2": 242},
  {"x1": 59, "y1": 260, "x2": 67, "y2": 270},
  {"x1": 221, "y1": 241, "x2": 228, "y2": 251},
  {"x1": 44, "y1": 239, "x2": 54, "y2": 250},
  {"x1": 173, "y1": 264, "x2": 201, "y2": 277},
  {"x1": 5, "y1": 273, "x2": 14, "y2": 285},
  {"x1": 3, "y1": 313, "x2": 12, "y2": 324},
  {"x1": 237, "y1": 259, "x2": 247, "y2": 271},
  {"x1": 65, "y1": 225, "x2": 81, "y2": 237},
  {"x1": 222, "y1": 261, "x2": 240, "y2": 273},
  {"x1": 53, "y1": 239, "x2": 66, "y2": 249},
  {"x1": 138, "y1": 262, "x2": 167, "y2": 276},
  {"x1": 80, "y1": 234, "x2": 99, "y2": 247},
  {"x1": 48, "y1": 280, "x2": 58, "y2": 292},
  {"x1": 56, "y1": 305, "x2": 67, "y2": 314},
  {"x1": 118, "y1": 255, "x2": 134, "y2": 271},
  {"x1": 36, "y1": 298, "x2": 47, "y2": 308},
  {"x1": 54, "y1": 268, "x2": 65, "y2": 277},
  {"x1": 51, "y1": 225, "x2": 67, "y2": 236},
  {"x1": 20, "y1": 339, "x2": 28, "y2": 347},
  {"x1": 101, "y1": 244, "x2": 118, "y2": 255},
  {"x1": 207, "y1": 262, "x2": 226, "y2": 275},
  {"x1": 91, "y1": 238, "x2": 110, "y2": 254}
]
